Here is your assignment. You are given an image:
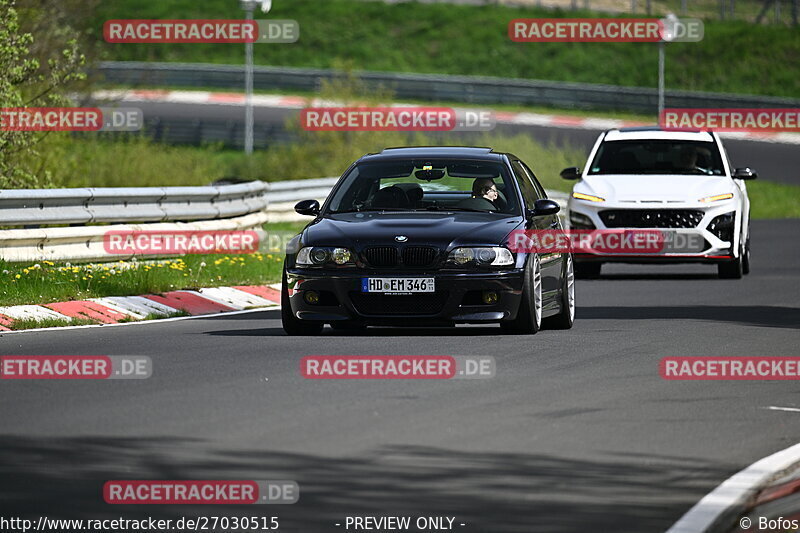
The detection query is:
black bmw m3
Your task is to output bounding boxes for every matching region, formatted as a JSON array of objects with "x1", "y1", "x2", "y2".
[{"x1": 281, "y1": 146, "x2": 575, "y2": 335}]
